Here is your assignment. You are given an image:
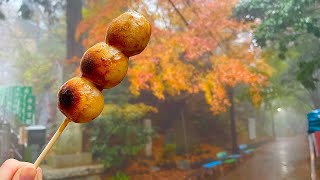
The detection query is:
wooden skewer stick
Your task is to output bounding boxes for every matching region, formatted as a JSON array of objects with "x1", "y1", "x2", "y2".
[{"x1": 34, "y1": 118, "x2": 71, "y2": 168}]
